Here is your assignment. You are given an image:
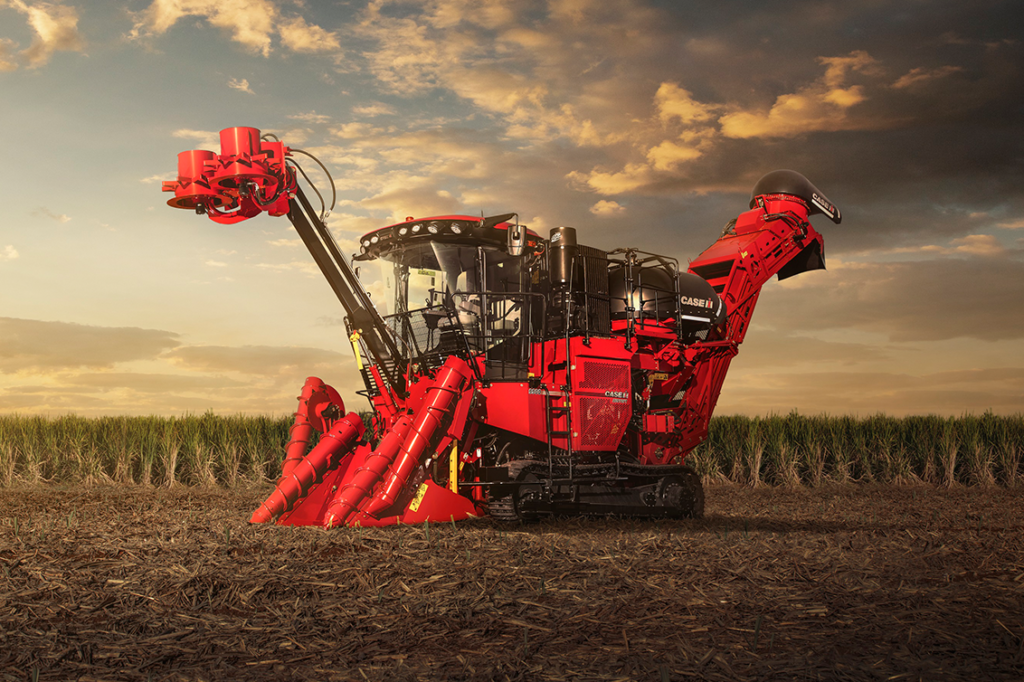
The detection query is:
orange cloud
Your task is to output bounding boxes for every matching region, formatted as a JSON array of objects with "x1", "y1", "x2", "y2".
[
  {"x1": 719, "y1": 51, "x2": 881, "y2": 139},
  {"x1": 888, "y1": 234, "x2": 1007, "y2": 257},
  {"x1": 0, "y1": 38, "x2": 18, "y2": 72},
  {"x1": 589, "y1": 200, "x2": 625, "y2": 216},
  {"x1": 892, "y1": 65, "x2": 964, "y2": 89},
  {"x1": 0, "y1": 318, "x2": 181, "y2": 374},
  {"x1": 1, "y1": 0, "x2": 85, "y2": 68},
  {"x1": 129, "y1": 0, "x2": 338, "y2": 57},
  {"x1": 655, "y1": 83, "x2": 717, "y2": 125},
  {"x1": 278, "y1": 15, "x2": 340, "y2": 53},
  {"x1": 569, "y1": 50, "x2": 902, "y2": 195}
]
